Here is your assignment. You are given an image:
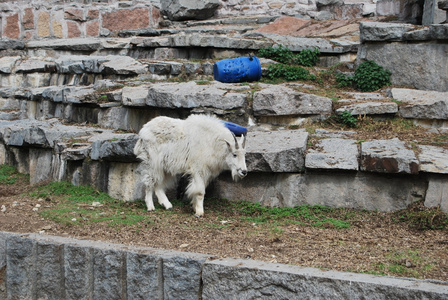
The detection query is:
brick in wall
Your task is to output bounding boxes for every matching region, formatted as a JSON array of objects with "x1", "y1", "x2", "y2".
[{"x1": 102, "y1": 8, "x2": 150, "y2": 32}]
